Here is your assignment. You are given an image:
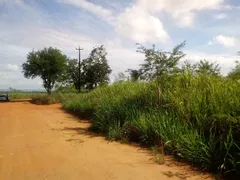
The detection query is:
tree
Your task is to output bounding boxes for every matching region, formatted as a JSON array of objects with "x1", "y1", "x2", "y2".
[
  {"x1": 181, "y1": 59, "x2": 221, "y2": 76},
  {"x1": 228, "y1": 61, "x2": 240, "y2": 81},
  {"x1": 82, "y1": 45, "x2": 112, "y2": 90},
  {"x1": 136, "y1": 42, "x2": 186, "y2": 106},
  {"x1": 195, "y1": 59, "x2": 221, "y2": 76},
  {"x1": 114, "y1": 72, "x2": 128, "y2": 83},
  {"x1": 22, "y1": 47, "x2": 68, "y2": 94},
  {"x1": 64, "y1": 58, "x2": 85, "y2": 92},
  {"x1": 227, "y1": 52, "x2": 240, "y2": 81},
  {"x1": 127, "y1": 69, "x2": 141, "y2": 81},
  {"x1": 137, "y1": 41, "x2": 186, "y2": 81},
  {"x1": 60, "y1": 45, "x2": 112, "y2": 92},
  {"x1": 57, "y1": 58, "x2": 86, "y2": 92},
  {"x1": 181, "y1": 60, "x2": 197, "y2": 74}
]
